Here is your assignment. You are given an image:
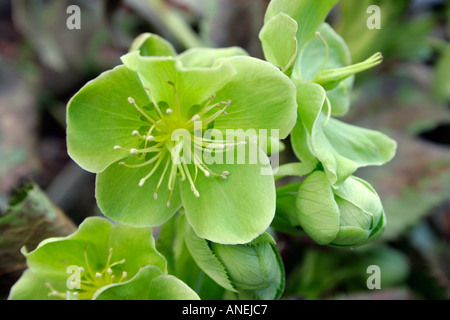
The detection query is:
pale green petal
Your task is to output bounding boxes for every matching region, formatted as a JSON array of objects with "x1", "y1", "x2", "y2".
[
  {"x1": 67, "y1": 65, "x2": 152, "y2": 173},
  {"x1": 96, "y1": 159, "x2": 182, "y2": 227},
  {"x1": 129, "y1": 33, "x2": 177, "y2": 57},
  {"x1": 181, "y1": 142, "x2": 276, "y2": 244},
  {"x1": 264, "y1": 0, "x2": 339, "y2": 52},
  {"x1": 259, "y1": 12, "x2": 298, "y2": 72},
  {"x1": 24, "y1": 217, "x2": 113, "y2": 282},
  {"x1": 292, "y1": 82, "x2": 396, "y2": 186},
  {"x1": 106, "y1": 224, "x2": 167, "y2": 275},
  {"x1": 291, "y1": 23, "x2": 353, "y2": 115},
  {"x1": 177, "y1": 47, "x2": 248, "y2": 68},
  {"x1": 296, "y1": 171, "x2": 340, "y2": 245},
  {"x1": 8, "y1": 269, "x2": 66, "y2": 300},
  {"x1": 212, "y1": 56, "x2": 297, "y2": 139},
  {"x1": 121, "y1": 51, "x2": 237, "y2": 120},
  {"x1": 94, "y1": 265, "x2": 200, "y2": 300}
]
